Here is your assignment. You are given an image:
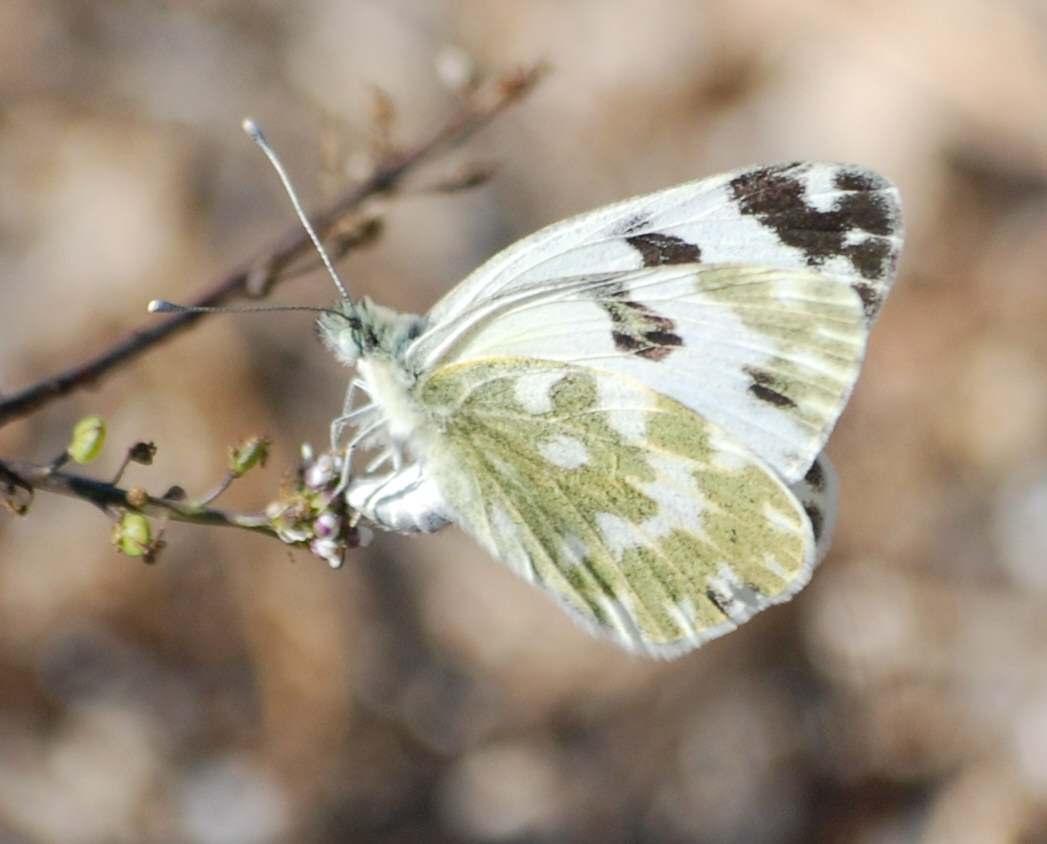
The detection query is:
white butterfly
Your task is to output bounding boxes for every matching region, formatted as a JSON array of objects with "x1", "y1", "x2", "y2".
[{"x1": 298, "y1": 159, "x2": 903, "y2": 657}]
